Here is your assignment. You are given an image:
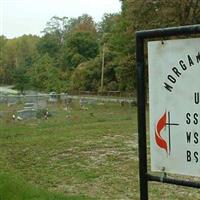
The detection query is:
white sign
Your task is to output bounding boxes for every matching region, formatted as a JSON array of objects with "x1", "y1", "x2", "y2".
[{"x1": 148, "y1": 38, "x2": 200, "y2": 177}]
